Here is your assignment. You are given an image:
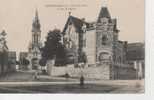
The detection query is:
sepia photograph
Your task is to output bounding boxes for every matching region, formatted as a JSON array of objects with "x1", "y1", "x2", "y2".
[{"x1": 0, "y1": 0, "x2": 144, "y2": 93}]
